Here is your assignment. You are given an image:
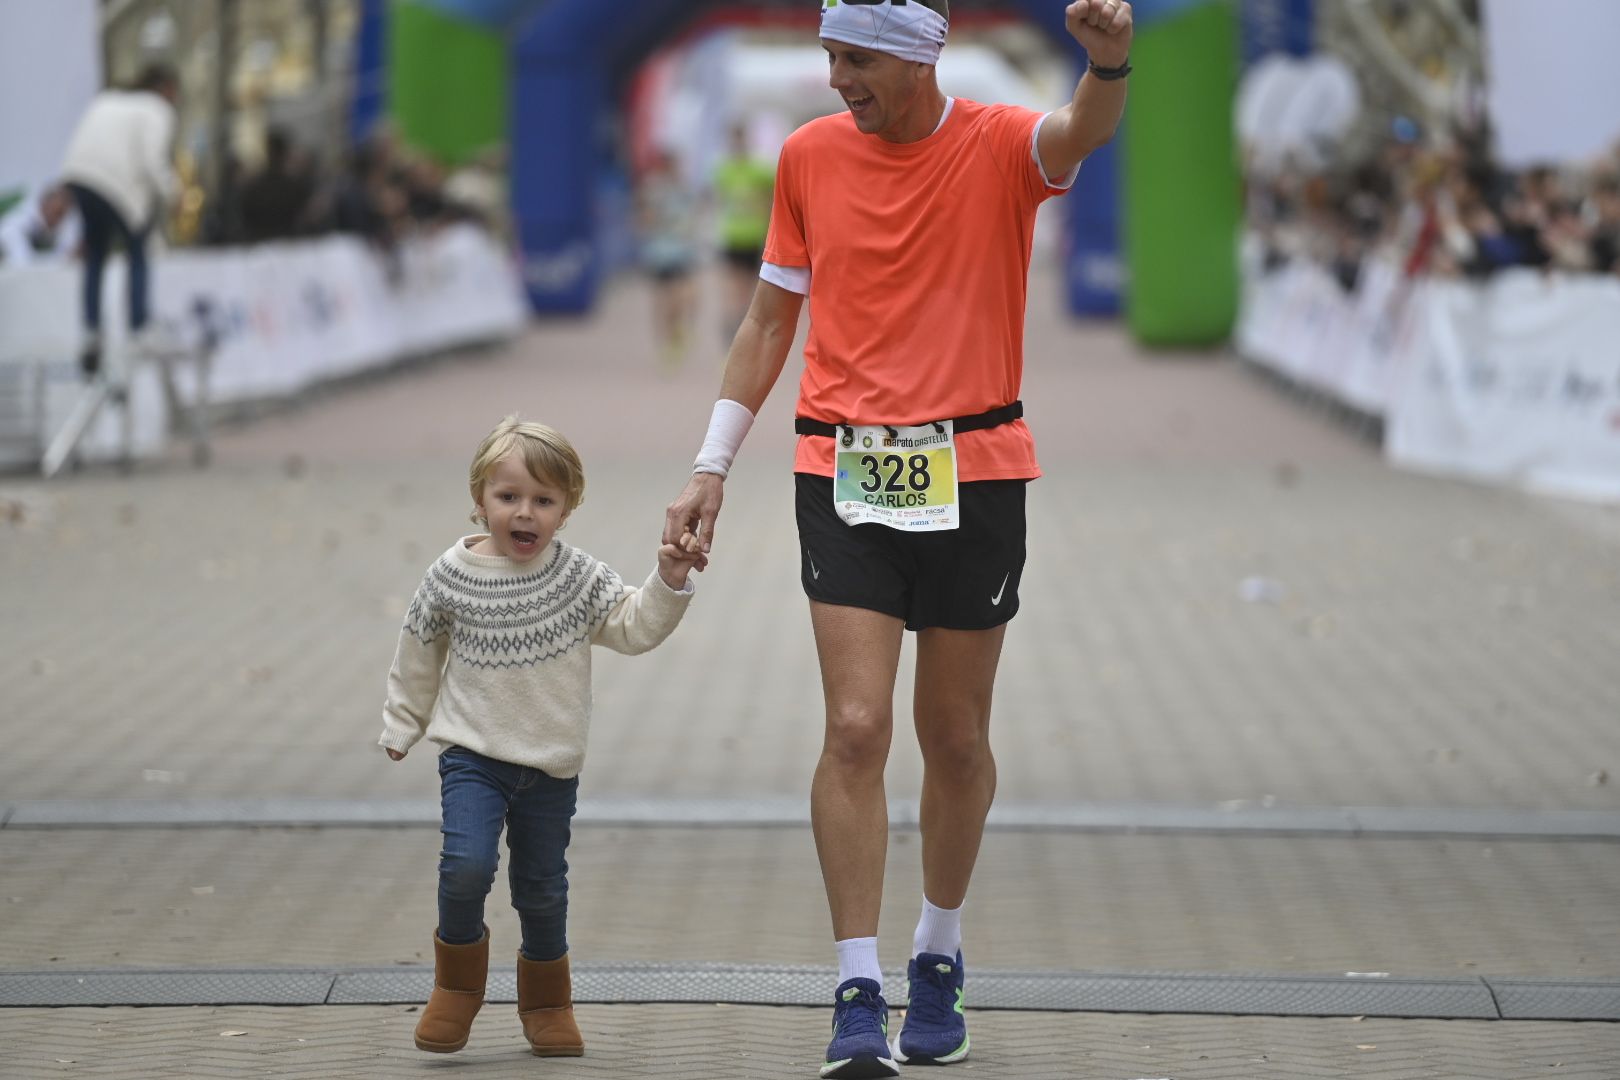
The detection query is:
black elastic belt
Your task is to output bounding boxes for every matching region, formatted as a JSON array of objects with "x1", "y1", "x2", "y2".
[{"x1": 795, "y1": 401, "x2": 1023, "y2": 439}]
